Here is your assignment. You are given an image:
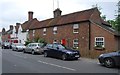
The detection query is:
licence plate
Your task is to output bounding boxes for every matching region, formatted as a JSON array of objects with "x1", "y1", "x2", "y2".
[{"x1": 75, "y1": 55, "x2": 79, "y2": 57}]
